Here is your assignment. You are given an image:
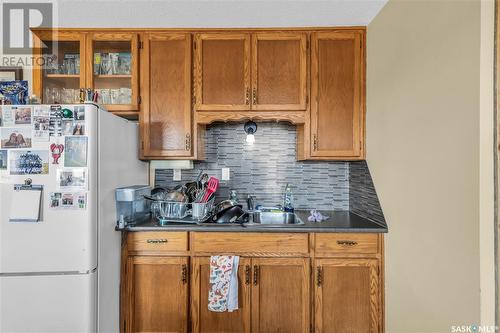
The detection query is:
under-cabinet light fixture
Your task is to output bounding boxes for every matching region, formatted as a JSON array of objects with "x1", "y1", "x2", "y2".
[{"x1": 244, "y1": 121, "x2": 257, "y2": 144}]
